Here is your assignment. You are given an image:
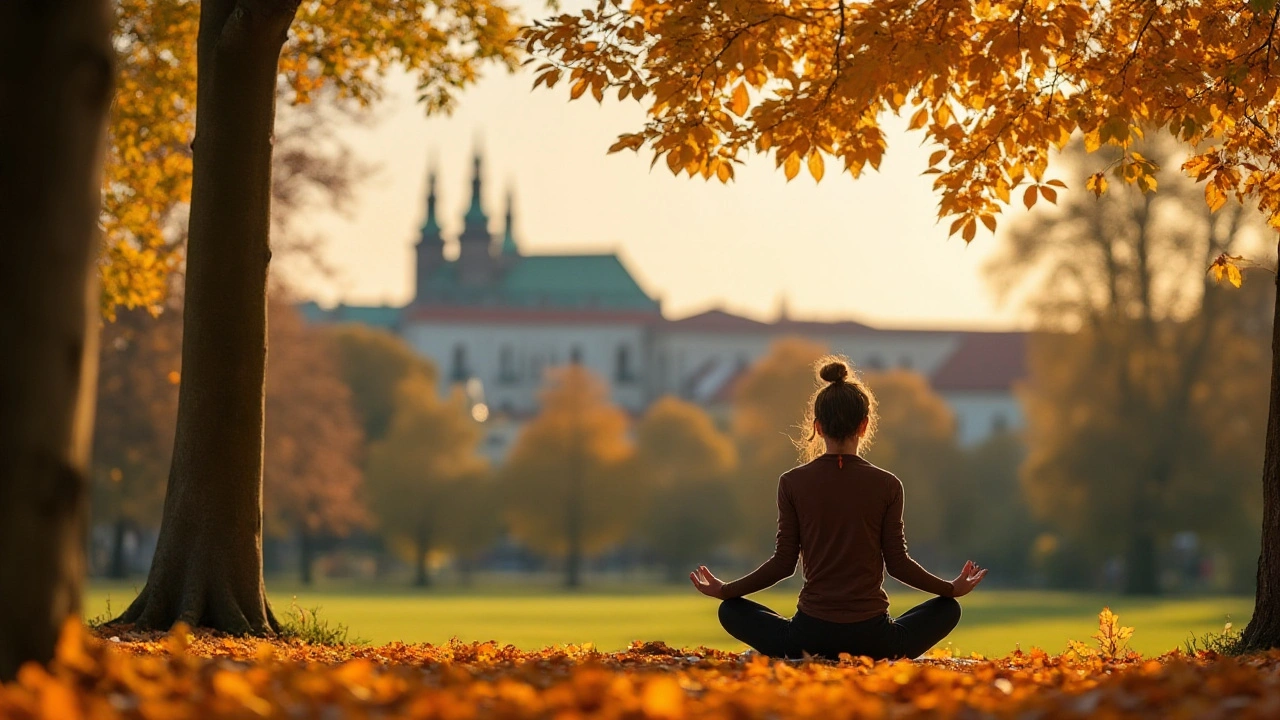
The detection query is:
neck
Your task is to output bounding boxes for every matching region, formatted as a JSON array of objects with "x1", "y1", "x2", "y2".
[{"x1": 823, "y1": 437, "x2": 860, "y2": 456}]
